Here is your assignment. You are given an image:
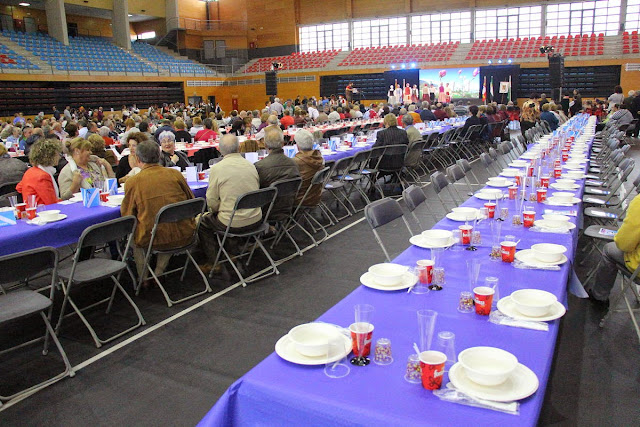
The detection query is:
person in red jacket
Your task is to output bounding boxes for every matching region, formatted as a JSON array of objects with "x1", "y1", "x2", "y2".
[
  {"x1": 280, "y1": 111, "x2": 295, "y2": 128},
  {"x1": 16, "y1": 139, "x2": 62, "y2": 205},
  {"x1": 16, "y1": 138, "x2": 63, "y2": 205}
]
